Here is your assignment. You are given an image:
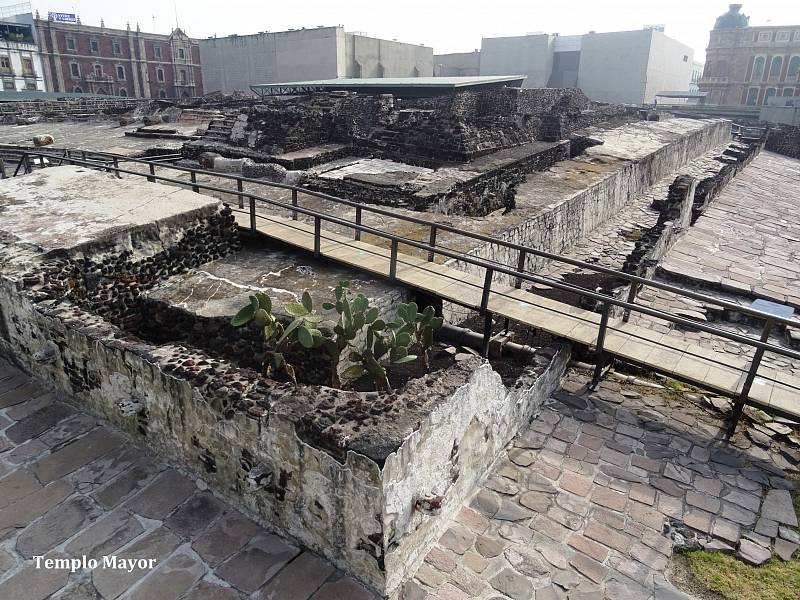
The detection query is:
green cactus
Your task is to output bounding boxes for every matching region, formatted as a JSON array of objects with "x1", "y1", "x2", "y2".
[
  {"x1": 394, "y1": 302, "x2": 444, "y2": 369},
  {"x1": 231, "y1": 291, "x2": 323, "y2": 385}
]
